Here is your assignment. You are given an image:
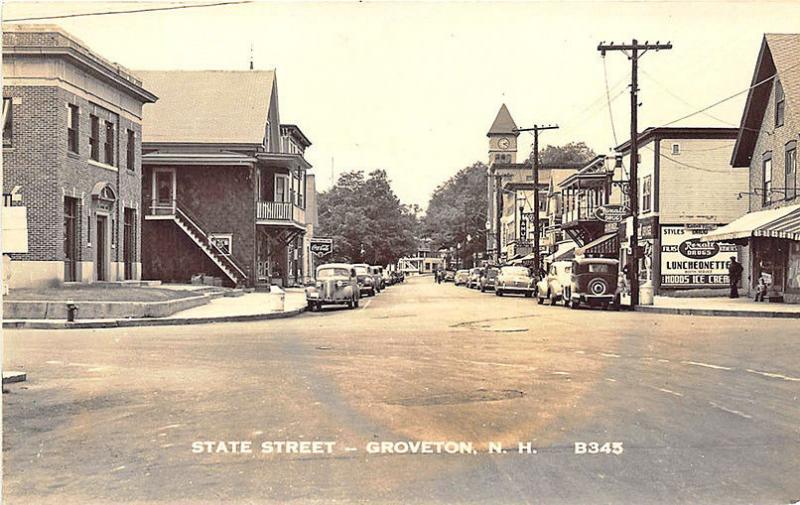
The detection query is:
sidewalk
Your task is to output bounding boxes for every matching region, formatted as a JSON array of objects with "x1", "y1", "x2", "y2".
[
  {"x1": 3, "y1": 287, "x2": 307, "y2": 330},
  {"x1": 628, "y1": 295, "x2": 800, "y2": 319}
]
